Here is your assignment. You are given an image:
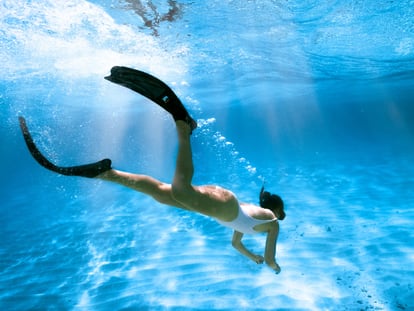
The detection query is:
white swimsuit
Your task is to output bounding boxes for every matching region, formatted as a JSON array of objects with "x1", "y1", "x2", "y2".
[{"x1": 216, "y1": 204, "x2": 276, "y2": 234}]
